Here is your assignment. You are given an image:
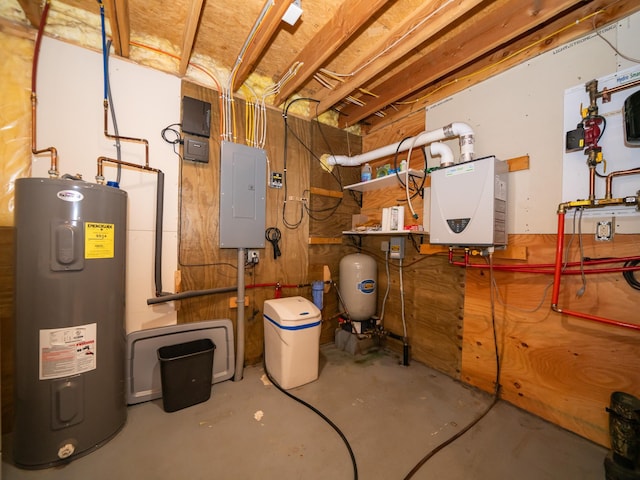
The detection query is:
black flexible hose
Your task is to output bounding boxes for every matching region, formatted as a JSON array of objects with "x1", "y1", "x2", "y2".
[
  {"x1": 154, "y1": 170, "x2": 172, "y2": 296},
  {"x1": 263, "y1": 361, "x2": 358, "y2": 480},
  {"x1": 403, "y1": 254, "x2": 502, "y2": 479},
  {"x1": 623, "y1": 259, "x2": 640, "y2": 290}
]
